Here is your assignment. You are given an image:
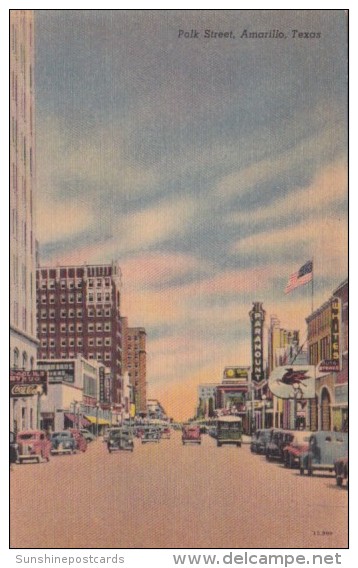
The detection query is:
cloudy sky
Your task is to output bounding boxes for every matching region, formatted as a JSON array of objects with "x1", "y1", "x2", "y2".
[{"x1": 33, "y1": 10, "x2": 348, "y2": 420}]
